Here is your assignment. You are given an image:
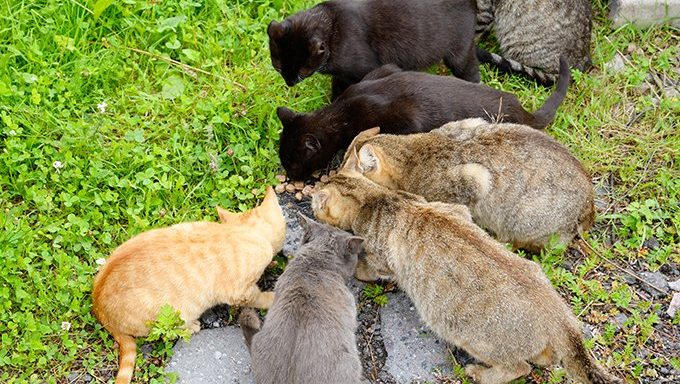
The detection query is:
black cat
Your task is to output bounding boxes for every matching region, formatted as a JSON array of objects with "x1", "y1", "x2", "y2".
[
  {"x1": 278, "y1": 60, "x2": 570, "y2": 180},
  {"x1": 268, "y1": 0, "x2": 480, "y2": 98}
]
